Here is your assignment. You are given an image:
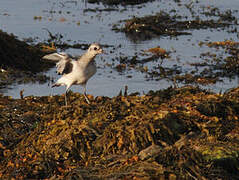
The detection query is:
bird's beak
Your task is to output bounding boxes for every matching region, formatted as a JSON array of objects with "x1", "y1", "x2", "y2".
[
  {"x1": 99, "y1": 49, "x2": 104, "y2": 54},
  {"x1": 100, "y1": 49, "x2": 108, "y2": 55}
]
